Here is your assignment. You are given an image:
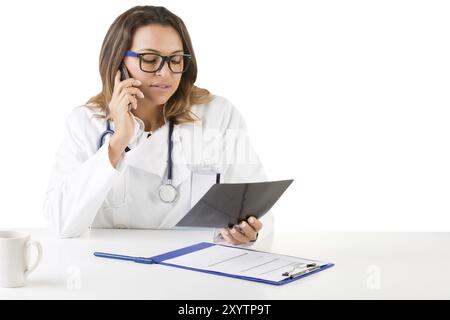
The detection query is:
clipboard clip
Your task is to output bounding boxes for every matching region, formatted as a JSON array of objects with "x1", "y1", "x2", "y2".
[{"x1": 282, "y1": 263, "x2": 320, "y2": 279}]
